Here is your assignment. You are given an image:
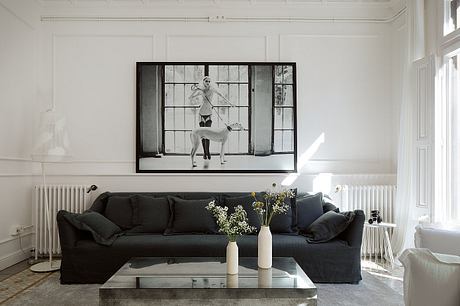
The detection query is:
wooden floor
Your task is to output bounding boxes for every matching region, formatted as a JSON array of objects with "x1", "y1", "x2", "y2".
[{"x1": 0, "y1": 261, "x2": 30, "y2": 282}]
